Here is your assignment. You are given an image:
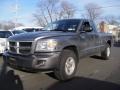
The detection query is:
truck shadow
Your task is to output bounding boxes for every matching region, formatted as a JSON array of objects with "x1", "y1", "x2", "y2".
[
  {"x1": 90, "y1": 55, "x2": 104, "y2": 60},
  {"x1": 0, "y1": 62, "x2": 23, "y2": 90},
  {"x1": 47, "y1": 77, "x2": 120, "y2": 90}
]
